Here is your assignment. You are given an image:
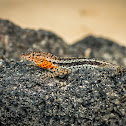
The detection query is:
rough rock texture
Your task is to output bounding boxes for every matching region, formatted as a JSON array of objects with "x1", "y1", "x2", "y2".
[
  {"x1": 0, "y1": 19, "x2": 126, "y2": 126},
  {"x1": 1, "y1": 59, "x2": 126, "y2": 126}
]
